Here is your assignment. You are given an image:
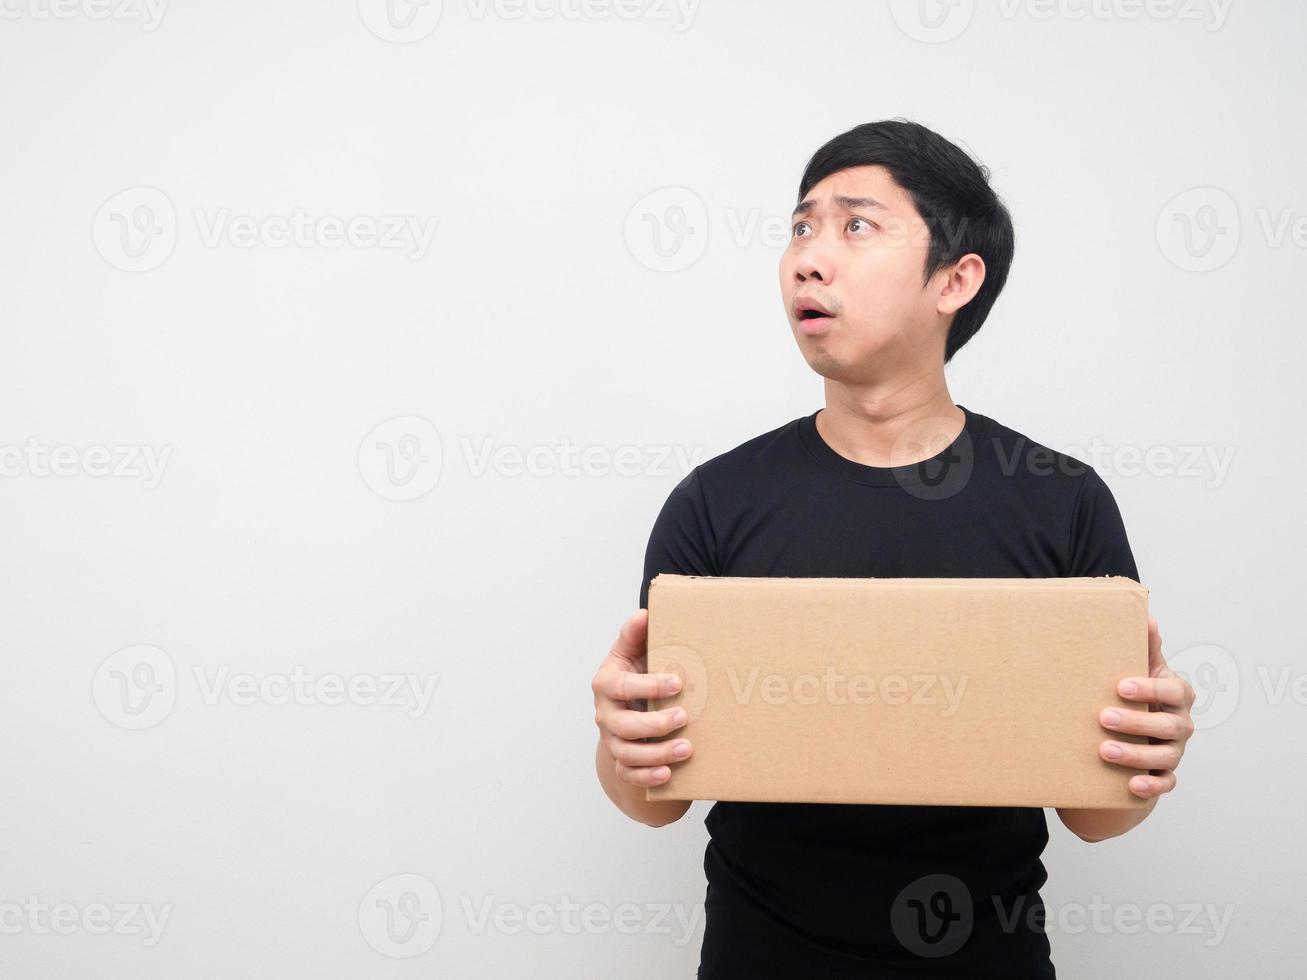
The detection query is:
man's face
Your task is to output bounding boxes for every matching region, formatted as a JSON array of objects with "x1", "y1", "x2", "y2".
[{"x1": 779, "y1": 165, "x2": 947, "y2": 383}]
